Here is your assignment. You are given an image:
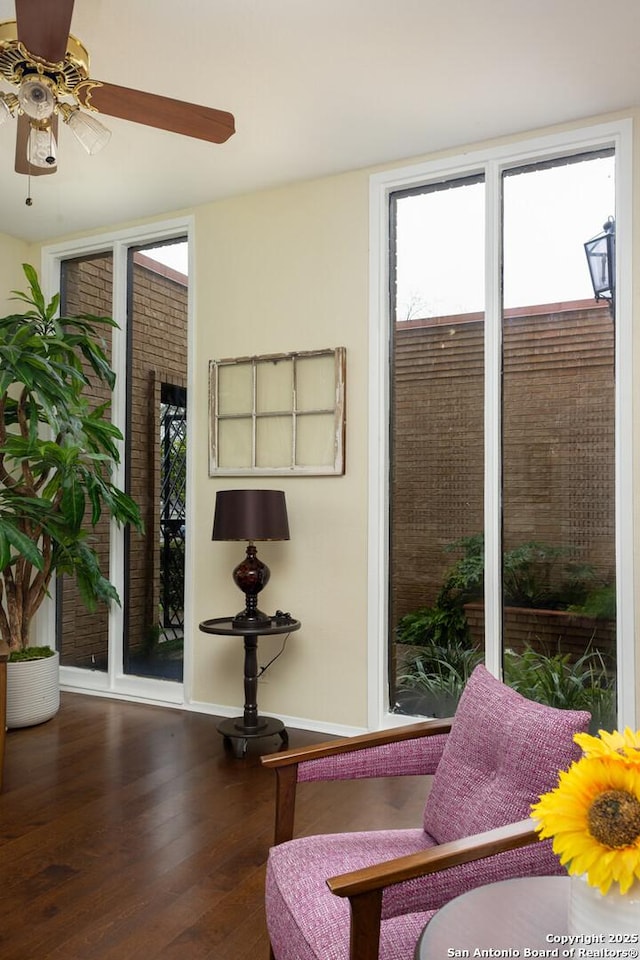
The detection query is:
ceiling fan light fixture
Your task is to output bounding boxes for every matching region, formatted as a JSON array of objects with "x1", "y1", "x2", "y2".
[
  {"x1": 18, "y1": 75, "x2": 56, "y2": 120},
  {"x1": 62, "y1": 105, "x2": 111, "y2": 155},
  {"x1": 27, "y1": 120, "x2": 57, "y2": 169},
  {"x1": 1, "y1": 7, "x2": 234, "y2": 180}
]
